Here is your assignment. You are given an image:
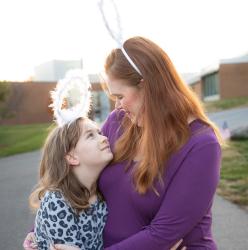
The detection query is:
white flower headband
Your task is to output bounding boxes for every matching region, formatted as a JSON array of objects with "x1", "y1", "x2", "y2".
[
  {"x1": 98, "y1": 0, "x2": 142, "y2": 76},
  {"x1": 49, "y1": 69, "x2": 92, "y2": 127}
]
